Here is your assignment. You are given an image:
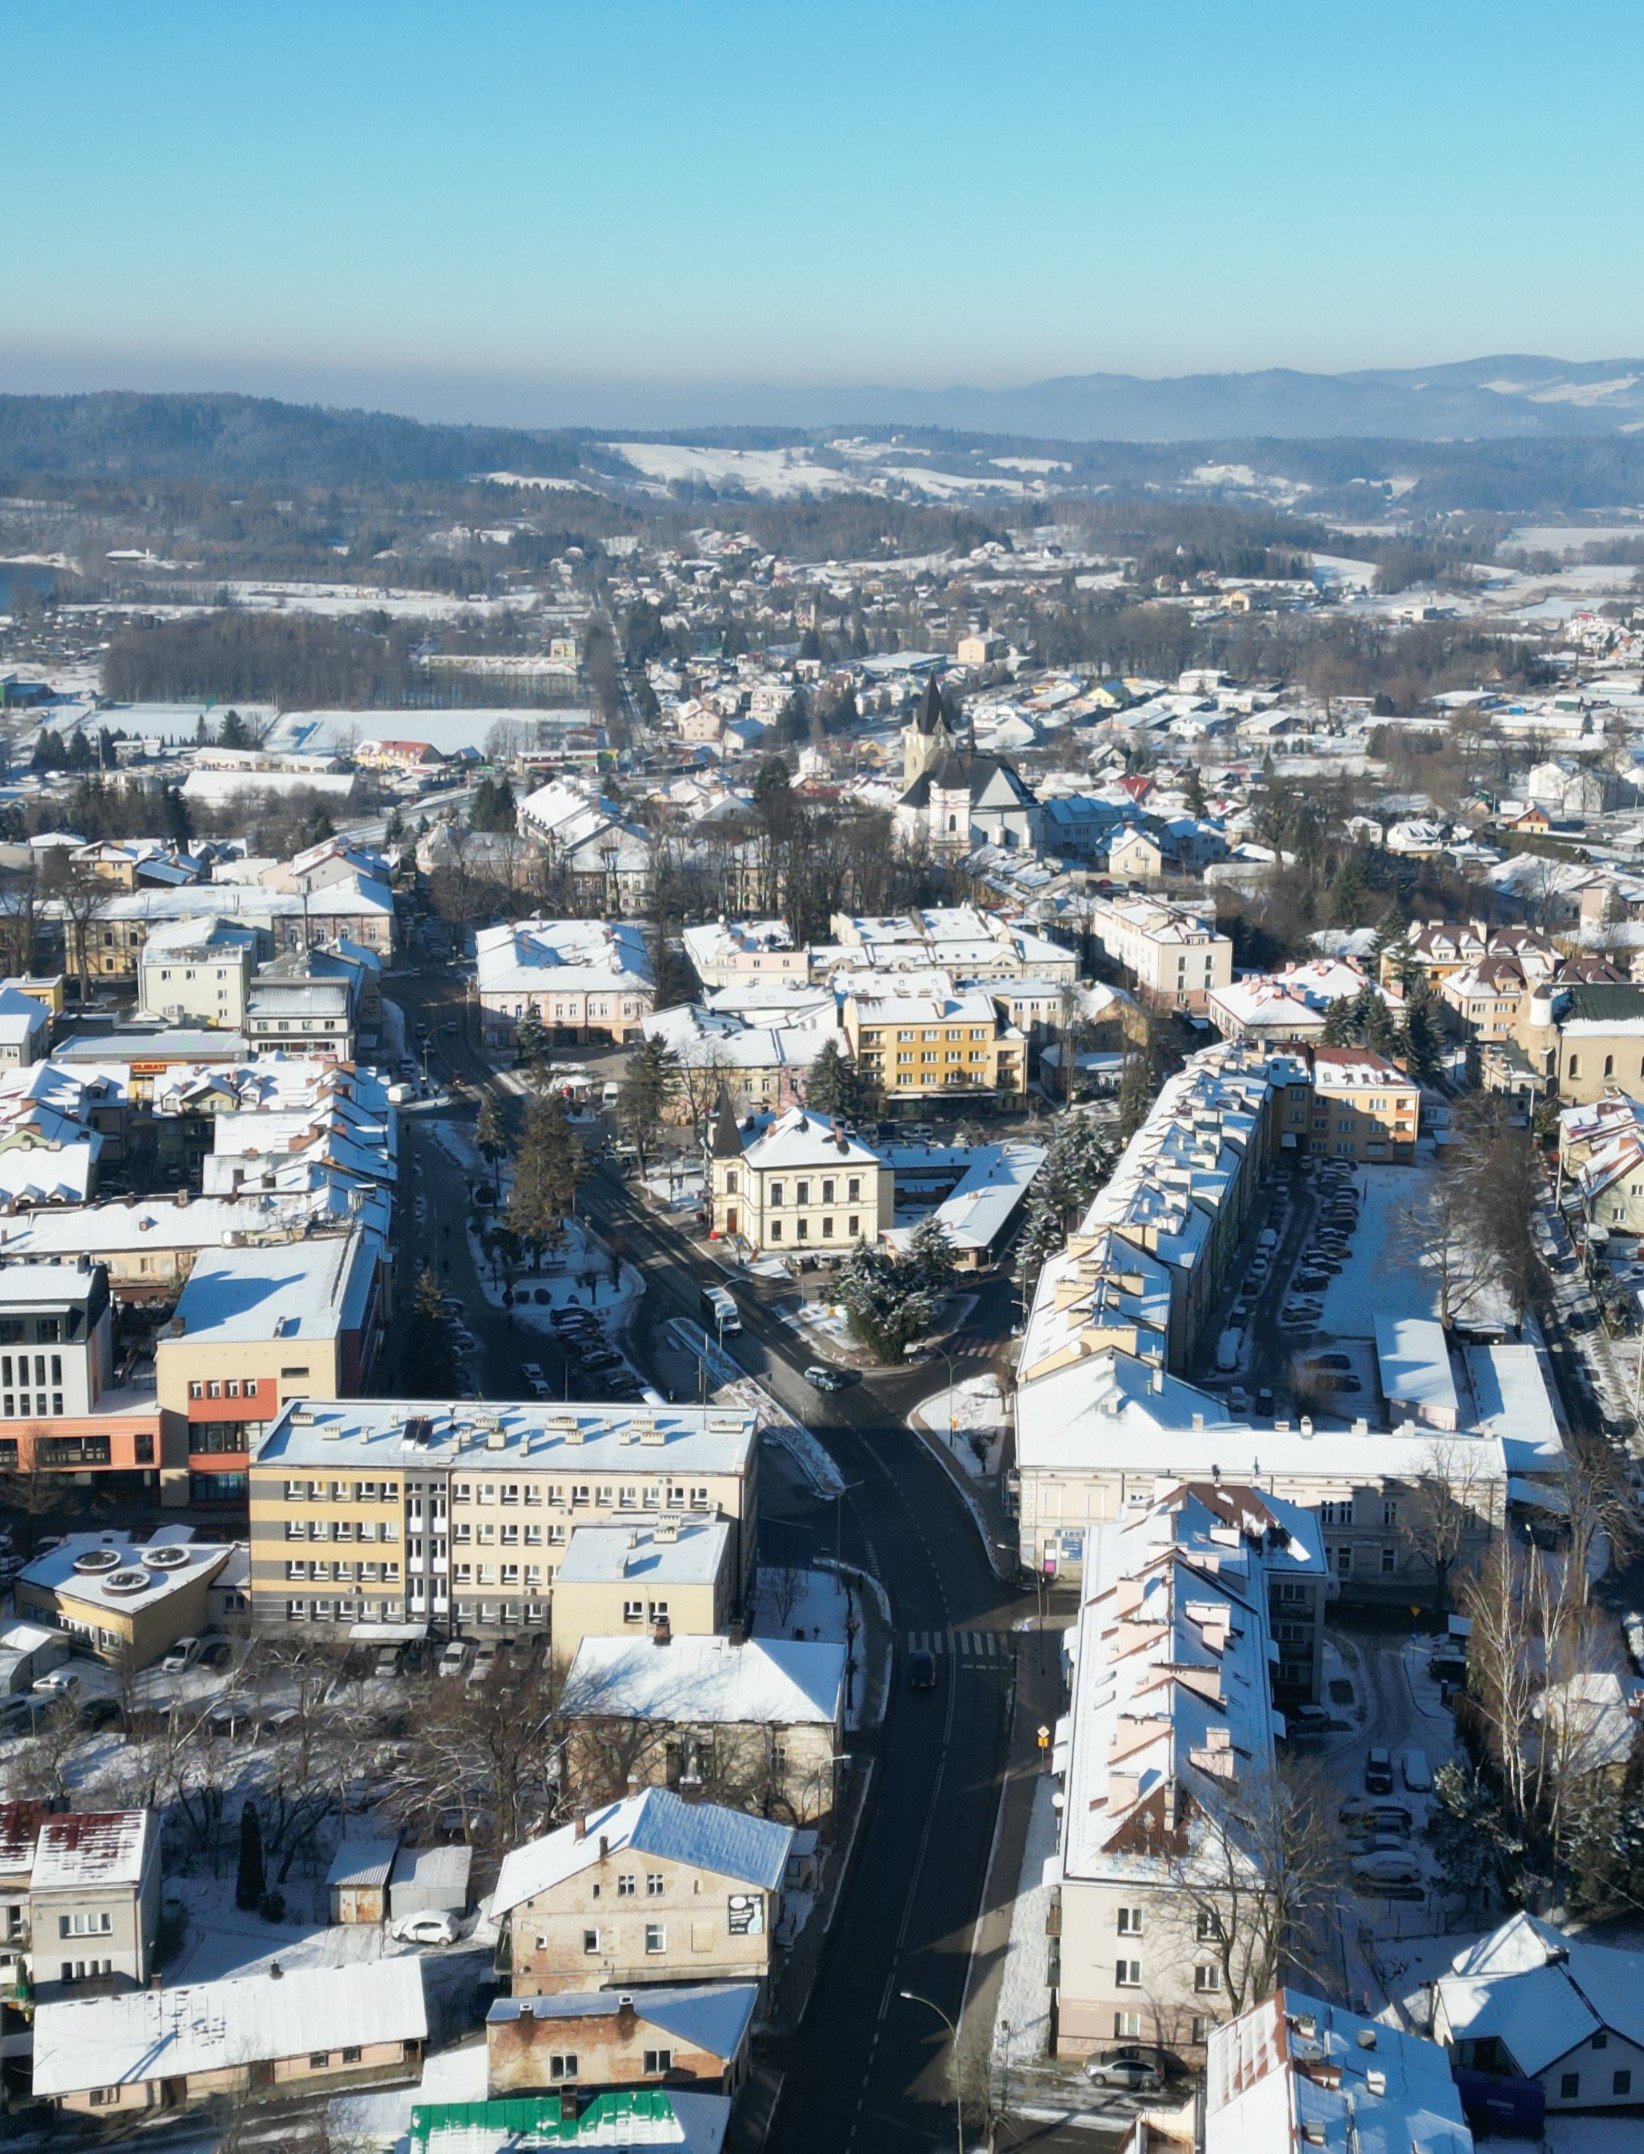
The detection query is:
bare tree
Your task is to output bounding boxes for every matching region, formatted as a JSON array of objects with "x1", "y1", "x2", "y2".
[{"x1": 1395, "y1": 1437, "x2": 1499, "y2": 1614}]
